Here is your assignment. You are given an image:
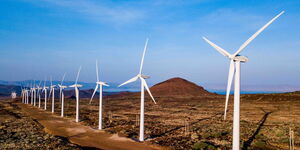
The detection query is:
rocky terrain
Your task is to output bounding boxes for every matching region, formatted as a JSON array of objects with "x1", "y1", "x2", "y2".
[{"x1": 0, "y1": 100, "x2": 89, "y2": 149}]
